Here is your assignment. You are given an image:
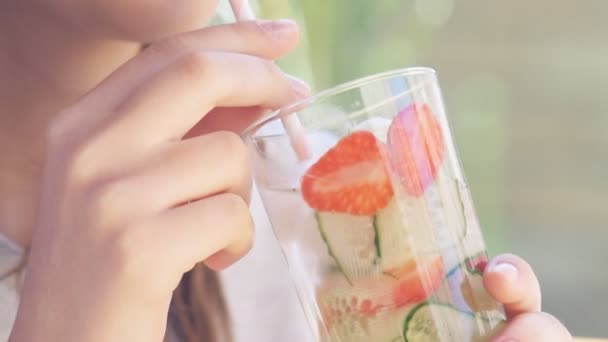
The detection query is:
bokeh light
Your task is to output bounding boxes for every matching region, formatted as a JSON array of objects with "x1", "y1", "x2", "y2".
[{"x1": 414, "y1": 0, "x2": 455, "y2": 30}]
